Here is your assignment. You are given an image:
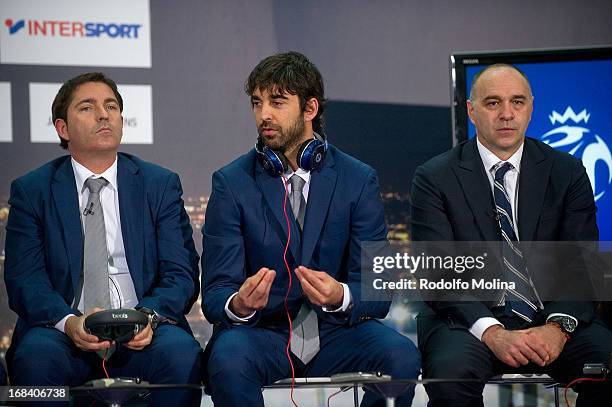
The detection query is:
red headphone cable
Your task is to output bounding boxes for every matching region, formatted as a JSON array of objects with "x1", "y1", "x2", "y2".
[
  {"x1": 564, "y1": 377, "x2": 609, "y2": 407},
  {"x1": 101, "y1": 348, "x2": 110, "y2": 379},
  {"x1": 281, "y1": 175, "x2": 298, "y2": 407}
]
